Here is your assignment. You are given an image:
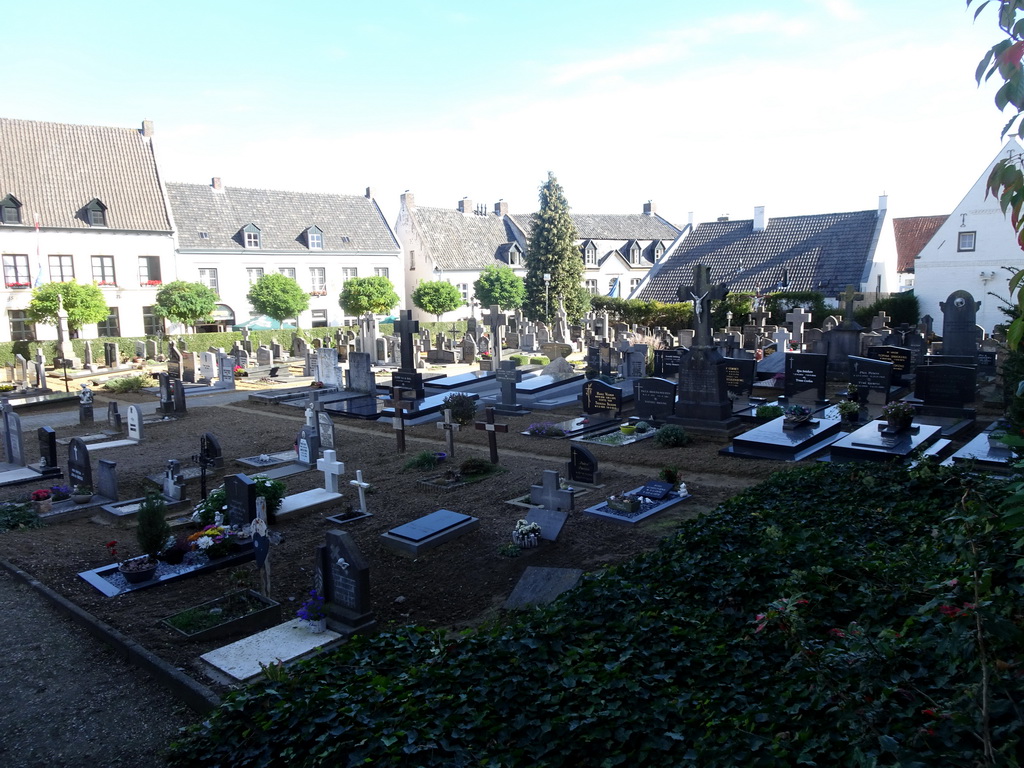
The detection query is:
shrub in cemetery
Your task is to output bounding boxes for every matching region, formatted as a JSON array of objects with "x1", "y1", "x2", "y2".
[
  {"x1": 763, "y1": 290, "x2": 828, "y2": 326},
  {"x1": 653, "y1": 423, "x2": 693, "y2": 448},
  {"x1": 755, "y1": 404, "x2": 785, "y2": 420},
  {"x1": 658, "y1": 466, "x2": 681, "y2": 486},
  {"x1": 403, "y1": 451, "x2": 440, "y2": 470},
  {"x1": 103, "y1": 375, "x2": 155, "y2": 393},
  {"x1": 633, "y1": 421, "x2": 651, "y2": 433},
  {"x1": 853, "y1": 290, "x2": 920, "y2": 328},
  {"x1": 459, "y1": 457, "x2": 493, "y2": 476},
  {"x1": 508, "y1": 354, "x2": 530, "y2": 366},
  {"x1": 442, "y1": 392, "x2": 477, "y2": 426},
  {"x1": 0, "y1": 502, "x2": 42, "y2": 532},
  {"x1": 136, "y1": 492, "x2": 170, "y2": 558},
  {"x1": 584, "y1": 367, "x2": 599, "y2": 379},
  {"x1": 193, "y1": 475, "x2": 286, "y2": 526},
  {"x1": 528, "y1": 356, "x2": 549, "y2": 365}
]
